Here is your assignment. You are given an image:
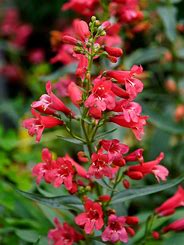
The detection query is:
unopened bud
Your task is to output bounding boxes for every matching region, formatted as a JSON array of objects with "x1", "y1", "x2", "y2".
[
  {"x1": 174, "y1": 104, "x2": 184, "y2": 122},
  {"x1": 91, "y1": 16, "x2": 96, "y2": 22},
  {"x1": 62, "y1": 35, "x2": 78, "y2": 45},
  {"x1": 104, "y1": 46, "x2": 123, "y2": 57},
  {"x1": 152, "y1": 231, "x2": 160, "y2": 240},
  {"x1": 95, "y1": 20, "x2": 101, "y2": 26},
  {"x1": 101, "y1": 30, "x2": 106, "y2": 36},
  {"x1": 165, "y1": 79, "x2": 177, "y2": 93},
  {"x1": 123, "y1": 179, "x2": 130, "y2": 189}
]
